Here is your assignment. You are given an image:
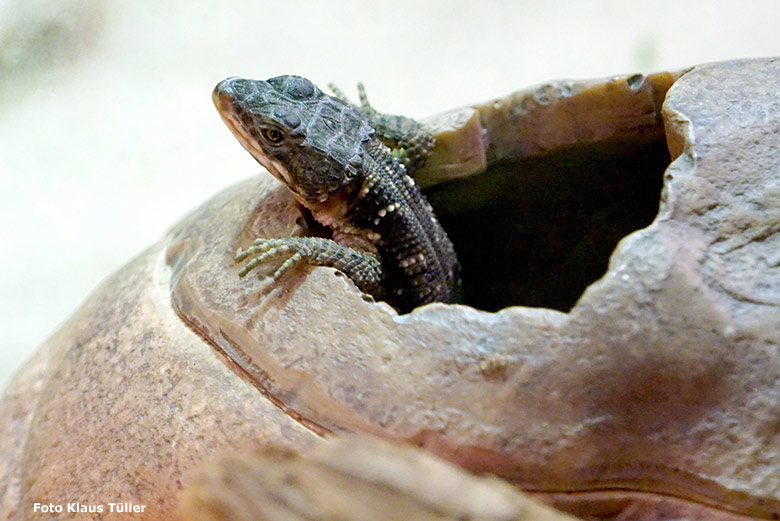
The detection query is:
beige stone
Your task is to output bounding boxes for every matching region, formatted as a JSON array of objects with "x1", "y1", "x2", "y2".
[{"x1": 2, "y1": 58, "x2": 779, "y2": 520}]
